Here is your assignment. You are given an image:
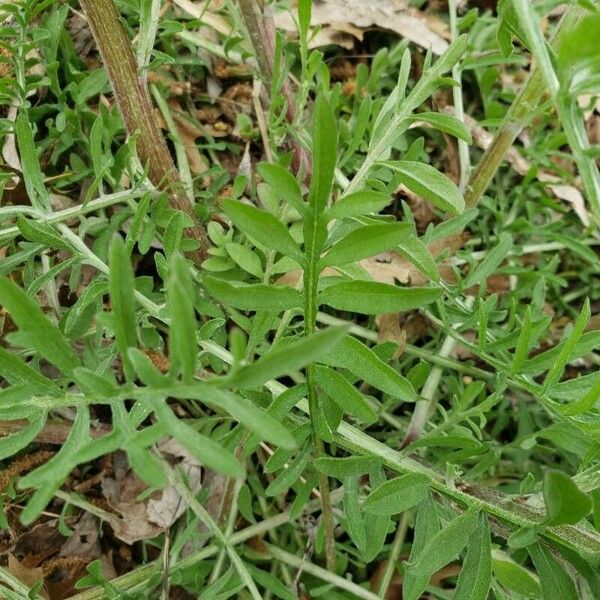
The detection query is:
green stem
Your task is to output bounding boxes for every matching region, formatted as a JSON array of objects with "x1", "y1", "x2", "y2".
[
  {"x1": 304, "y1": 249, "x2": 336, "y2": 570},
  {"x1": 67, "y1": 488, "x2": 345, "y2": 600},
  {"x1": 376, "y1": 511, "x2": 410, "y2": 598},
  {"x1": 465, "y1": 4, "x2": 586, "y2": 208},
  {"x1": 265, "y1": 544, "x2": 380, "y2": 600},
  {"x1": 449, "y1": 0, "x2": 470, "y2": 192}
]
